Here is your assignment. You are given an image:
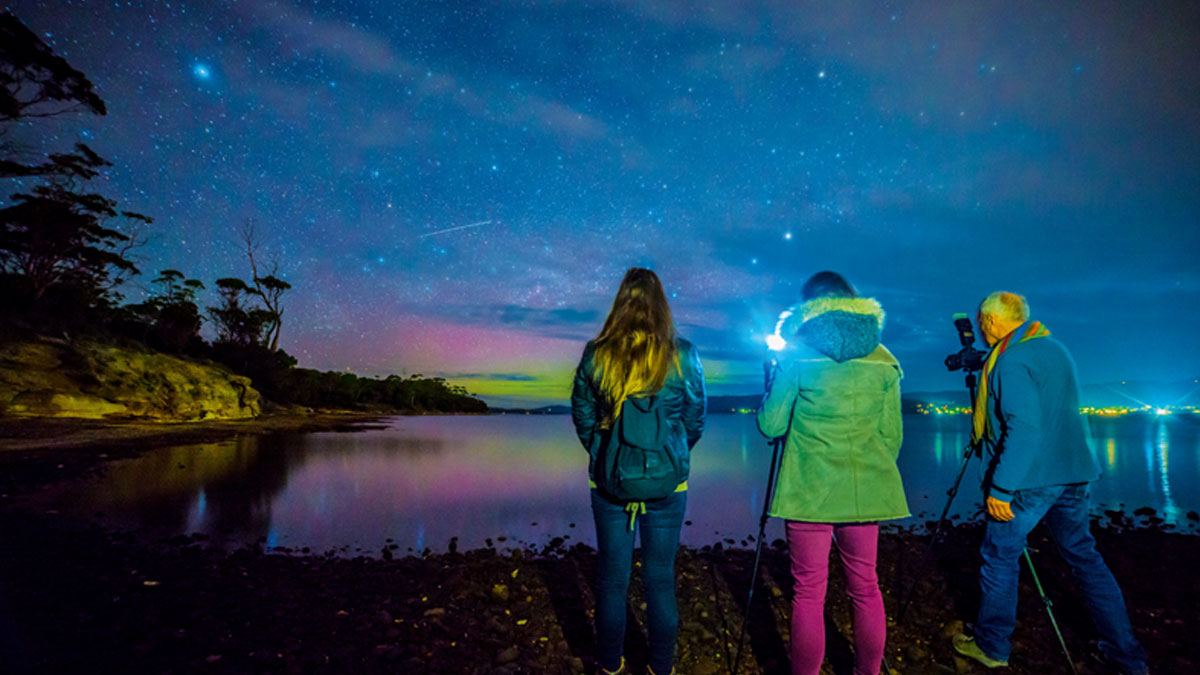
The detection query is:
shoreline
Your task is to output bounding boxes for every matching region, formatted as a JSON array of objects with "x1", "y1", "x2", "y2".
[
  {"x1": 0, "y1": 410, "x2": 392, "y2": 496},
  {"x1": 0, "y1": 510, "x2": 1194, "y2": 674},
  {"x1": 1, "y1": 413, "x2": 1196, "y2": 672}
]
